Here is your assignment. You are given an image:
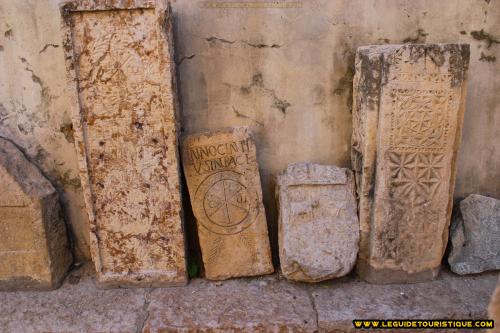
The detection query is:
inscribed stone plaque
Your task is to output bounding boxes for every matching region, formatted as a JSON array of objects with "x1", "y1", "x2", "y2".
[
  {"x1": 181, "y1": 127, "x2": 274, "y2": 280},
  {"x1": 277, "y1": 163, "x2": 359, "y2": 282},
  {"x1": 351, "y1": 44, "x2": 469, "y2": 283},
  {"x1": 61, "y1": 0, "x2": 186, "y2": 287},
  {"x1": 0, "y1": 138, "x2": 72, "y2": 290}
]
